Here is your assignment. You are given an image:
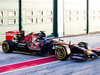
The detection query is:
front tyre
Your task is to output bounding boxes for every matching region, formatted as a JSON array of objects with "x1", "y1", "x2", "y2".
[
  {"x1": 2, "y1": 40, "x2": 14, "y2": 53},
  {"x1": 55, "y1": 45, "x2": 70, "y2": 60},
  {"x1": 78, "y1": 42, "x2": 90, "y2": 50}
]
